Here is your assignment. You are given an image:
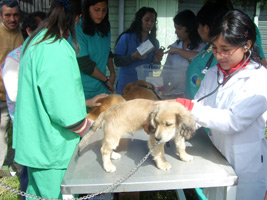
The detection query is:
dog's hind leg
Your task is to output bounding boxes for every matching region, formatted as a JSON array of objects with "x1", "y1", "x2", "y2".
[
  {"x1": 174, "y1": 135, "x2": 193, "y2": 162},
  {"x1": 148, "y1": 136, "x2": 171, "y2": 170},
  {"x1": 101, "y1": 133, "x2": 121, "y2": 173}
]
